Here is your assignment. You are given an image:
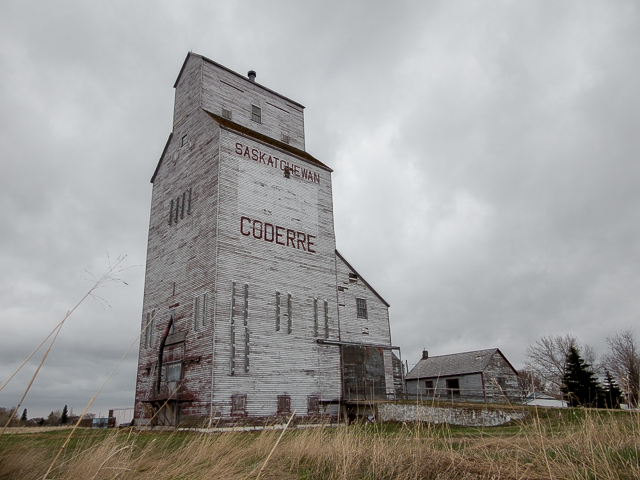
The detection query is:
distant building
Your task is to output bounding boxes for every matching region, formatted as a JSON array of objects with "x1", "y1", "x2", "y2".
[
  {"x1": 523, "y1": 393, "x2": 568, "y2": 408},
  {"x1": 405, "y1": 348, "x2": 519, "y2": 402},
  {"x1": 134, "y1": 53, "x2": 401, "y2": 426},
  {"x1": 109, "y1": 408, "x2": 134, "y2": 427}
]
